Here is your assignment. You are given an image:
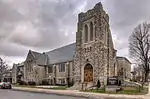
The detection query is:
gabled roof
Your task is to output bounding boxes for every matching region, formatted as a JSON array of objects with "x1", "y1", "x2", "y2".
[
  {"x1": 31, "y1": 51, "x2": 48, "y2": 65},
  {"x1": 117, "y1": 56, "x2": 131, "y2": 64},
  {"x1": 46, "y1": 43, "x2": 76, "y2": 64},
  {"x1": 17, "y1": 62, "x2": 24, "y2": 67}
]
